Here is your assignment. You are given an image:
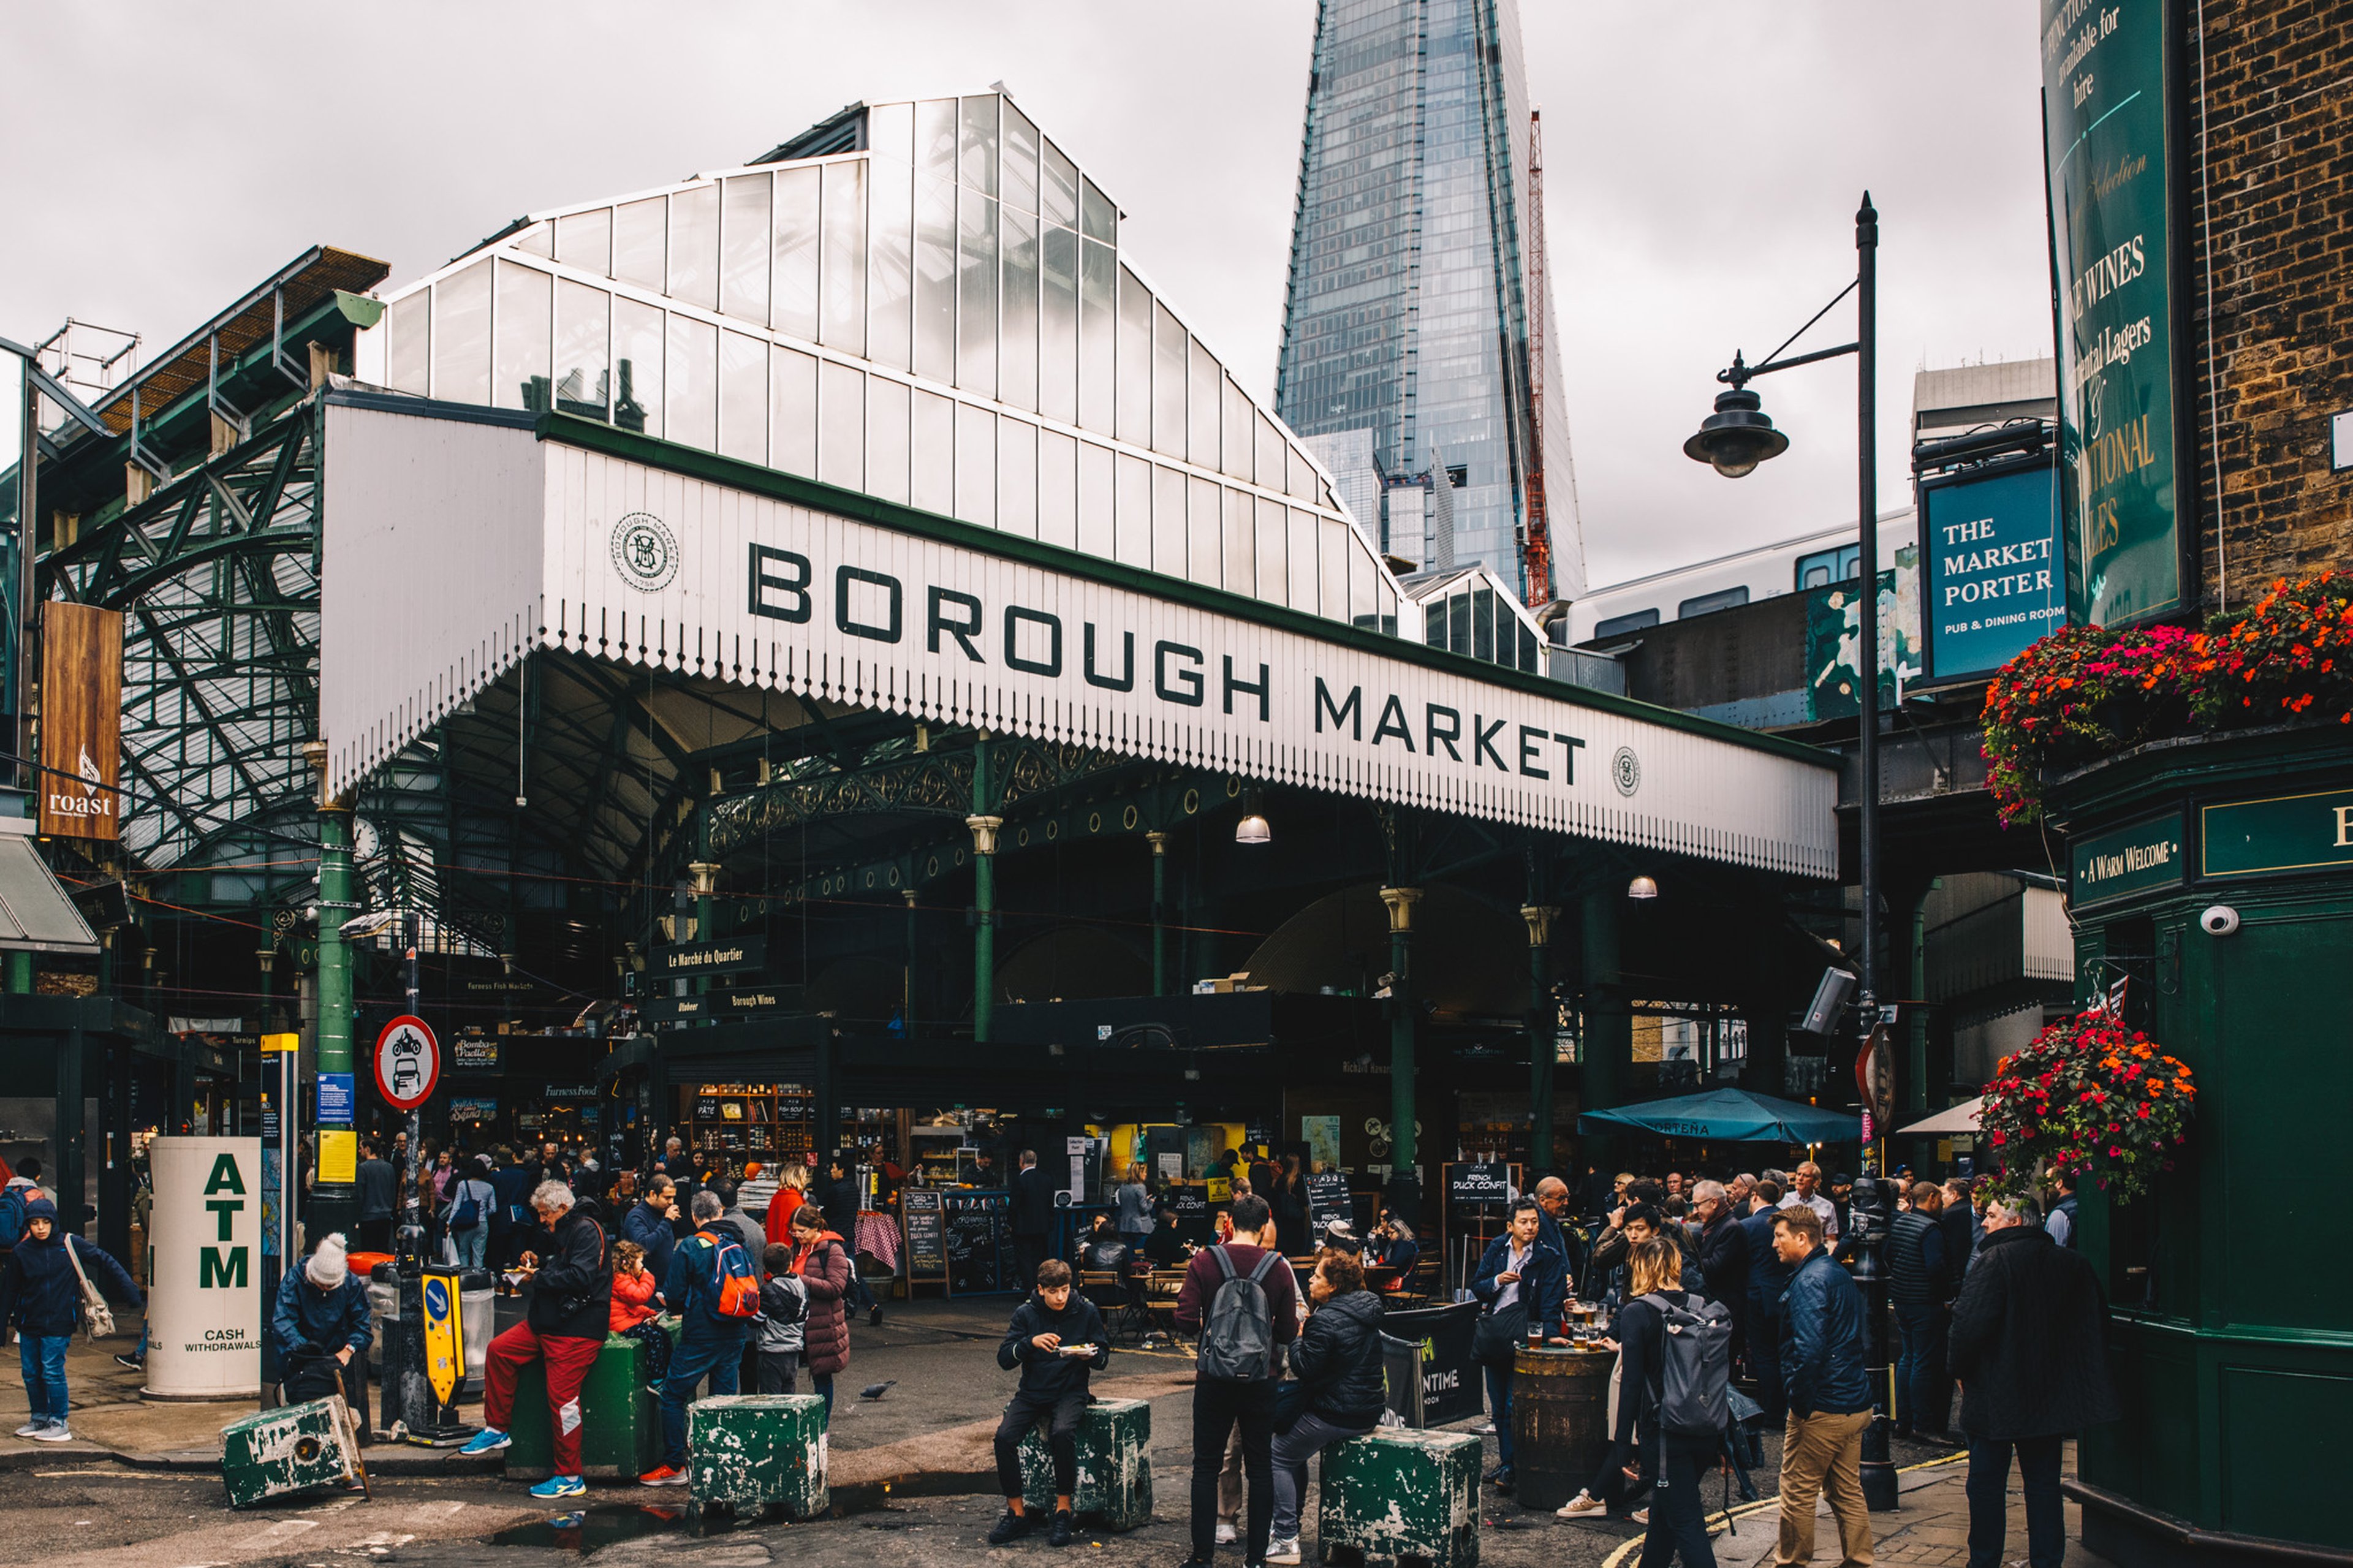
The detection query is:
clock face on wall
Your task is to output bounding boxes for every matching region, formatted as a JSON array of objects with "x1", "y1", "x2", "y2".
[{"x1": 352, "y1": 817, "x2": 382, "y2": 861}]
